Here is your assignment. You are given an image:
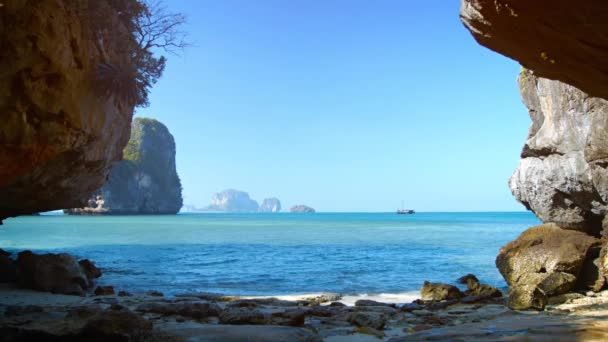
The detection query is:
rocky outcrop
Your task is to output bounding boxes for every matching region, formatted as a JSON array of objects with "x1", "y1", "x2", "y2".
[
  {"x1": 0, "y1": 0, "x2": 136, "y2": 222},
  {"x1": 66, "y1": 118, "x2": 182, "y2": 215},
  {"x1": 15, "y1": 251, "x2": 102, "y2": 295},
  {"x1": 204, "y1": 189, "x2": 259, "y2": 213},
  {"x1": 420, "y1": 282, "x2": 464, "y2": 302},
  {"x1": 496, "y1": 224, "x2": 600, "y2": 309},
  {"x1": 259, "y1": 198, "x2": 282, "y2": 213},
  {"x1": 290, "y1": 205, "x2": 315, "y2": 213},
  {"x1": 509, "y1": 70, "x2": 608, "y2": 233},
  {"x1": 460, "y1": 0, "x2": 608, "y2": 100}
]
